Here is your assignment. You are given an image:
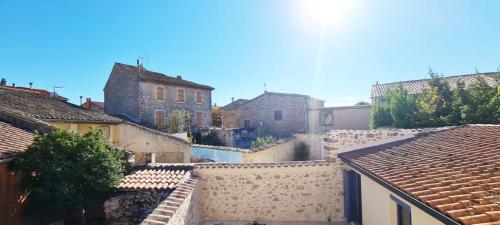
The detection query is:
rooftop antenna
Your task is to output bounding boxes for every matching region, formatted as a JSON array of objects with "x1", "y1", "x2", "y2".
[
  {"x1": 475, "y1": 67, "x2": 479, "y2": 74},
  {"x1": 137, "y1": 56, "x2": 149, "y2": 74},
  {"x1": 496, "y1": 66, "x2": 499, "y2": 72},
  {"x1": 52, "y1": 85, "x2": 64, "y2": 98},
  {"x1": 428, "y1": 66, "x2": 434, "y2": 76}
]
